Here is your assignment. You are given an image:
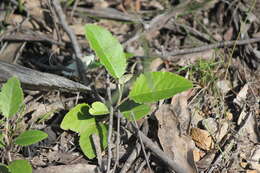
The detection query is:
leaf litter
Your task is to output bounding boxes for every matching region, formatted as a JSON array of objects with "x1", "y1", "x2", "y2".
[{"x1": 0, "y1": 0, "x2": 260, "y2": 172}]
